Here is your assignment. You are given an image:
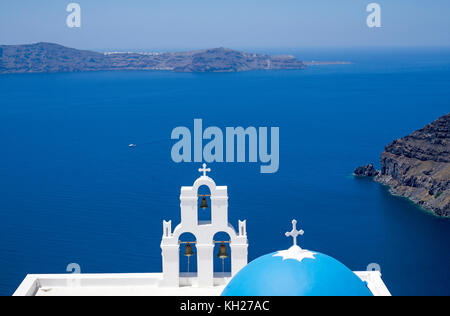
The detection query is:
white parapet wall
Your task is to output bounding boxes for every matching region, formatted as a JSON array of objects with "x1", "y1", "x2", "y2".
[
  {"x1": 13, "y1": 271, "x2": 391, "y2": 296},
  {"x1": 13, "y1": 273, "x2": 231, "y2": 296},
  {"x1": 354, "y1": 271, "x2": 392, "y2": 296}
]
